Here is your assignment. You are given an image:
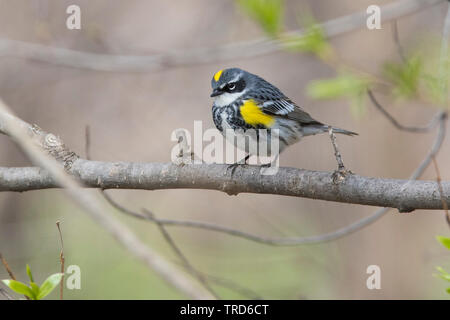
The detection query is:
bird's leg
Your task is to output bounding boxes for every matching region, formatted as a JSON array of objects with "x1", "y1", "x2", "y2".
[
  {"x1": 328, "y1": 126, "x2": 352, "y2": 183},
  {"x1": 259, "y1": 154, "x2": 279, "y2": 175},
  {"x1": 227, "y1": 154, "x2": 250, "y2": 175}
]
